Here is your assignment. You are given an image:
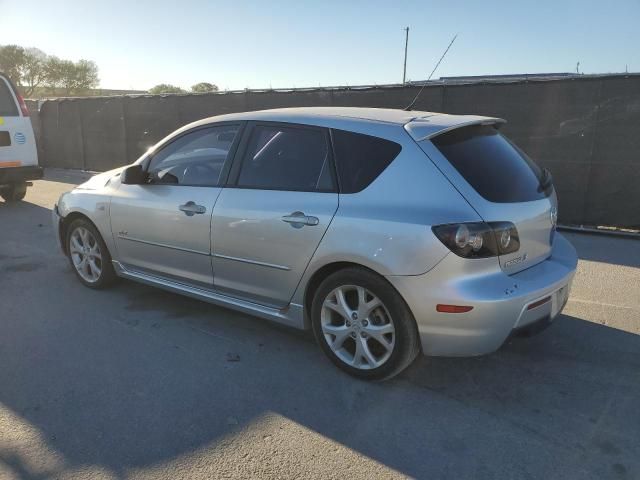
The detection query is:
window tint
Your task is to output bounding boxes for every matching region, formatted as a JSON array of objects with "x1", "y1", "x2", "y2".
[
  {"x1": 0, "y1": 79, "x2": 19, "y2": 116},
  {"x1": 147, "y1": 125, "x2": 239, "y2": 186},
  {"x1": 432, "y1": 125, "x2": 547, "y2": 203},
  {"x1": 331, "y1": 129, "x2": 401, "y2": 193},
  {"x1": 237, "y1": 125, "x2": 333, "y2": 191}
]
